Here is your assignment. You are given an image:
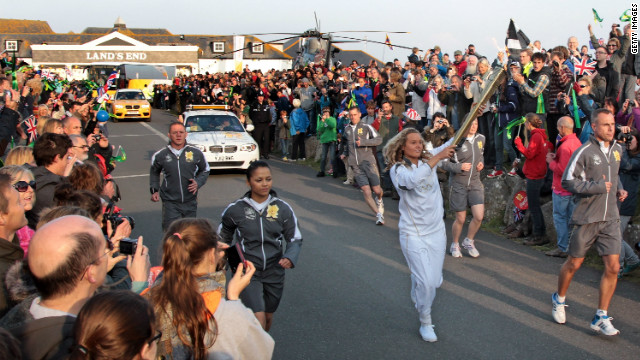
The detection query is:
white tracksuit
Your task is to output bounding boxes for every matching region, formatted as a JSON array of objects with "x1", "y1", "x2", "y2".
[{"x1": 390, "y1": 139, "x2": 453, "y2": 324}]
